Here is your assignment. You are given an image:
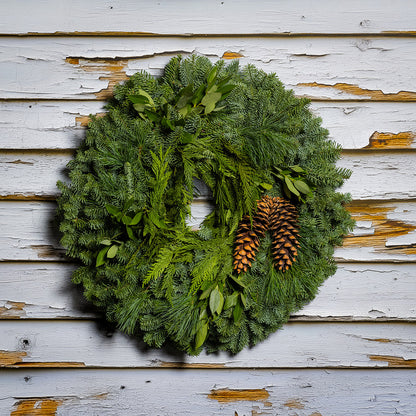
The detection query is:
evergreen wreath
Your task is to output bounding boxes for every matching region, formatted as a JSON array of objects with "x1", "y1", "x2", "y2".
[{"x1": 57, "y1": 55, "x2": 354, "y2": 355}]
